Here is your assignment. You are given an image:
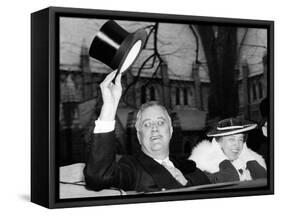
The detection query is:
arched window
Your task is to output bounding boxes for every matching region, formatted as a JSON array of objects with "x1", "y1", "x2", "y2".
[
  {"x1": 252, "y1": 82, "x2": 257, "y2": 101},
  {"x1": 189, "y1": 87, "x2": 193, "y2": 96},
  {"x1": 183, "y1": 88, "x2": 188, "y2": 105},
  {"x1": 176, "y1": 87, "x2": 180, "y2": 105},
  {"x1": 150, "y1": 86, "x2": 155, "y2": 100},
  {"x1": 258, "y1": 81, "x2": 263, "y2": 99},
  {"x1": 141, "y1": 85, "x2": 146, "y2": 104}
]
